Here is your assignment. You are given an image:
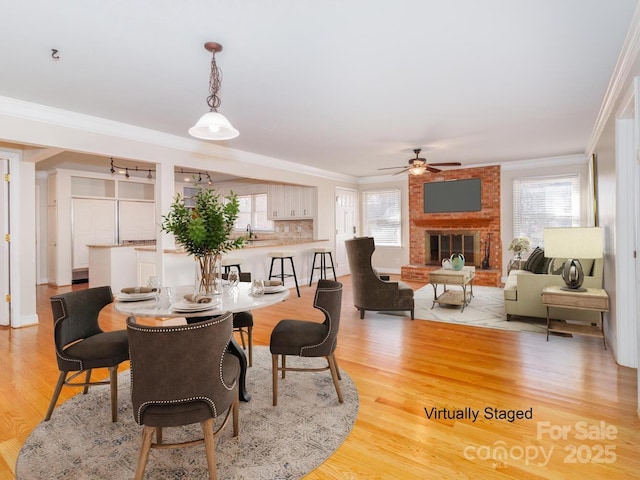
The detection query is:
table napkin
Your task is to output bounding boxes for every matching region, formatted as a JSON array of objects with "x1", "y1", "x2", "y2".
[
  {"x1": 121, "y1": 287, "x2": 157, "y2": 294},
  {"x1": 263, "y1": 280, "x2": 282, "y2": 287},
  {"x1": 183, "y1": 294, "x2": 213, "y2": 304}
]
